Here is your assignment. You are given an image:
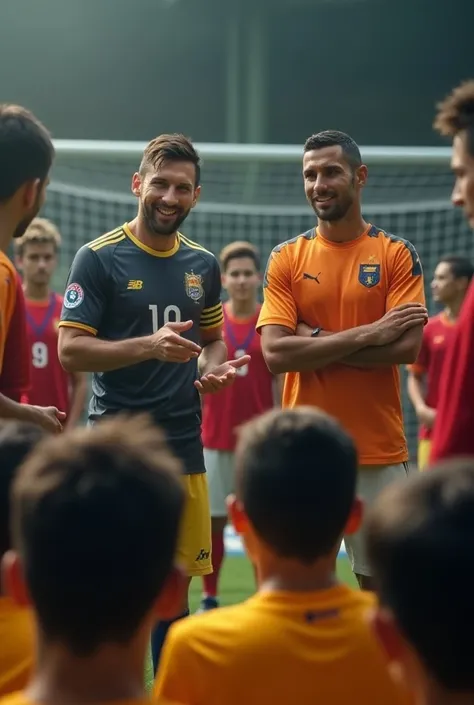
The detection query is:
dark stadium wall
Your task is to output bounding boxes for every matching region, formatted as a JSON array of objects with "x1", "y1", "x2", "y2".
[{"x1": 0, "y1": 0, "x2": 472, "y2": 146}]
